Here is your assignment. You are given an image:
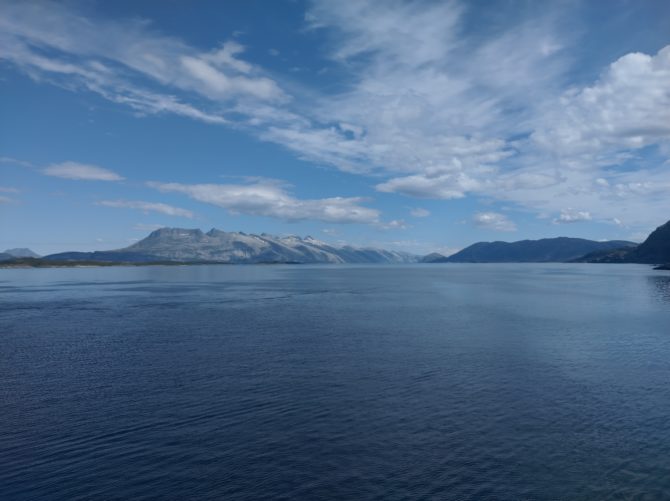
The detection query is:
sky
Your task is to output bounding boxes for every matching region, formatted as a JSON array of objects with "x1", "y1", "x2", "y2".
[{"x1": 1, "y1": 0, "x2": 669, "y2": 255}]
